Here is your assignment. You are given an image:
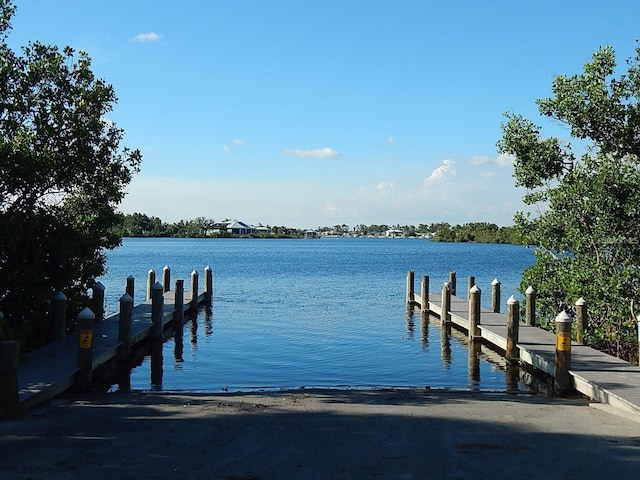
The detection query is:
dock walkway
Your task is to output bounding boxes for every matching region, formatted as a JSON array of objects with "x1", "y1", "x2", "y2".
[
  {"x1": 17, "y1": 289, "x2": 206, "y2": 411},
  {"x1": 419, "y1": 291, "x2": 640, "y2": 414}
]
